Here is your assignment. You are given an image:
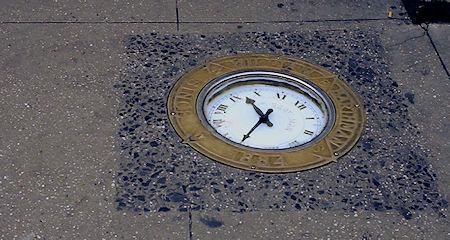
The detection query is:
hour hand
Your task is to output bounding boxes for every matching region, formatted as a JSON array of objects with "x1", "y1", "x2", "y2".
[
  {"x1": 242, "y1": 108, "x2": 274, "y2": 142},
  {"x1": 245, "y1": 97, "x2": 264, "y2": 116},
  {"x1": 245, "y1": 97, "x2": 273, "y2": 127}
]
